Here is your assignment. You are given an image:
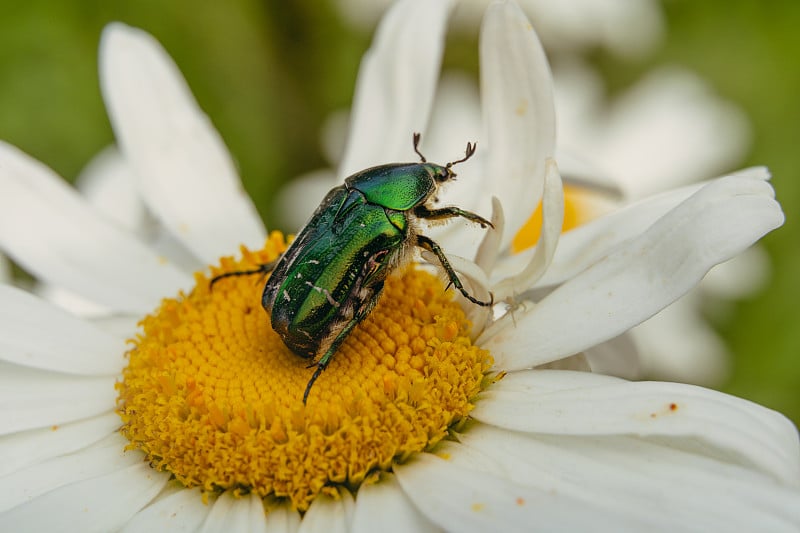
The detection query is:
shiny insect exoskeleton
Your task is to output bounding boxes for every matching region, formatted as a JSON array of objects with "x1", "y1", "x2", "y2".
[{"x1": 212, "y1": 134, "x2": 493, "y2": 404}]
